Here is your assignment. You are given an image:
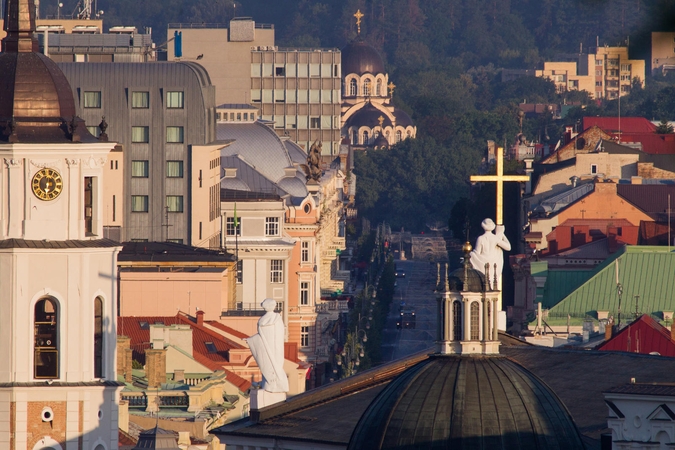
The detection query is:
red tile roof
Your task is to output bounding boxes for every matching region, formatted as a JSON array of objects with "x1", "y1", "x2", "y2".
[
  {"x1": 598, "y1": 315, "x2": 675, "y2": 357},
  {"x1": 118, "y1": 314, "x2": 252, "y2": 391},
  {"x1": 619, "y1": 132, "x2": 675, "y2": 154},
  {"x1": 583, "y1": 117, "x2": 657, "y2": 134},
  {"x1": 207, "y1": 320, "x2": 250, "y2": 340},
  {"x1": 118, "y1": 430, "x2": 137, "y2": 447}
]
